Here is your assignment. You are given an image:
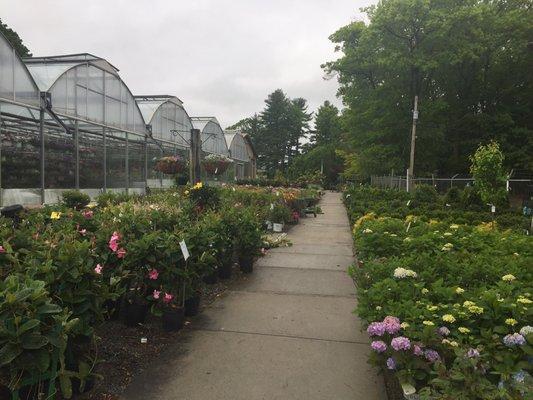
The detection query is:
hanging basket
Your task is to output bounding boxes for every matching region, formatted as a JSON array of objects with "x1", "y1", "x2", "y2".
[
  {"x1": 202, "y1": 155, "x2": 233, "y2": 175},
  {"x1": 154, "y1": 156, "x2": 186, "y2": 175}
]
